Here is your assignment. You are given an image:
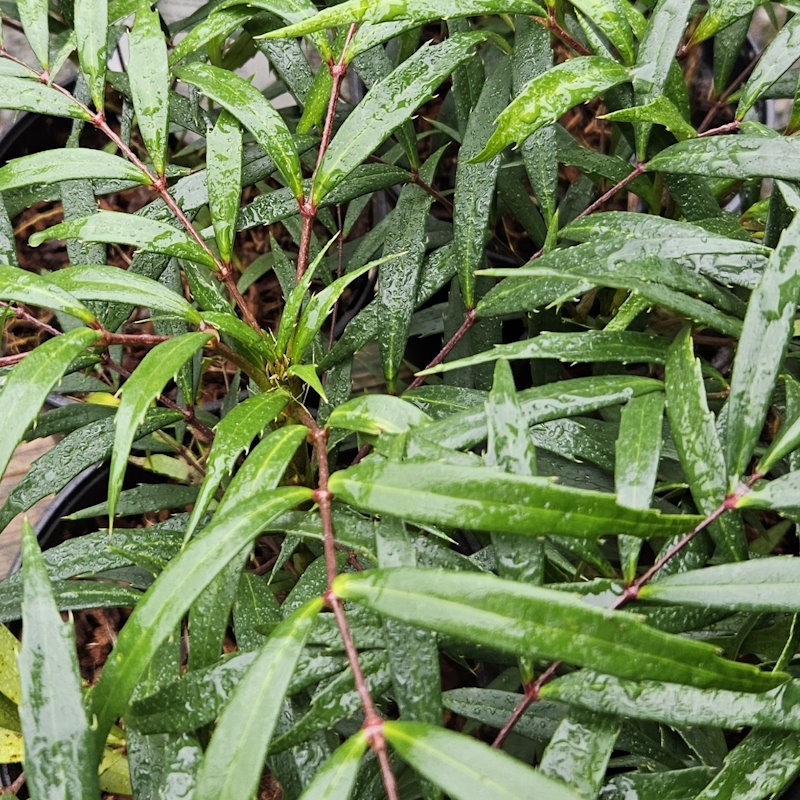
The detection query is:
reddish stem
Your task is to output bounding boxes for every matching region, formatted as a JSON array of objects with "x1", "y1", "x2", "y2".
[
  {"x1": 406, "y1": 308, "x2": 477, "y2": 391},
  {"x1": 576, "y1": 163, "x2": 646, "y2": 221}
]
